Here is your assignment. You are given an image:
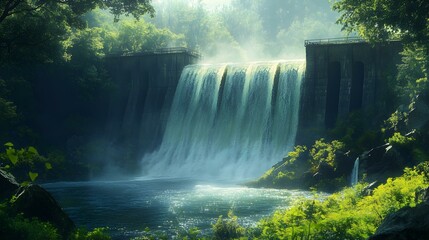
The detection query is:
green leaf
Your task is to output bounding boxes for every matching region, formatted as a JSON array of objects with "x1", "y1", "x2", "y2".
[
  {"x1": 45, "y1": 162, "x2": 52, "y2": 170},
  {"x1": 20, "y1": 181, "x2": 30, "y2": 187},
  {"x1": 28, "y1": 146, "x2": 39, "y2": 155},
  {"x1": 4, "y1": 142, "x2": 14, "y2": 148},
  {"x1": 6, "y1": 148, "x2": 18, "y2": 165},
  {"x1": 28, "y1": 172, "x2": 38, "y2": 182}
]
